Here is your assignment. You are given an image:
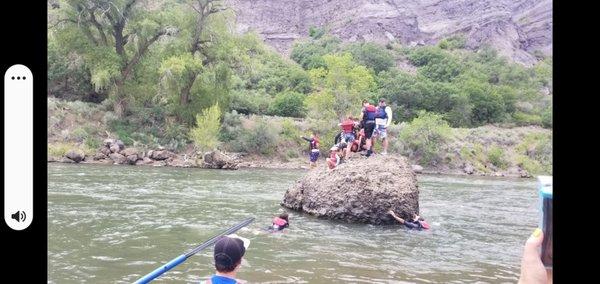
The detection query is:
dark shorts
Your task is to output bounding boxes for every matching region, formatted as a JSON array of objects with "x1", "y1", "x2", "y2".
[
  {"x1": 309, "y1": 150, "x2": 320, "y2": 162},
  {"x1": 364, "y1": 121, "x2": 376, "y2": 139}
]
